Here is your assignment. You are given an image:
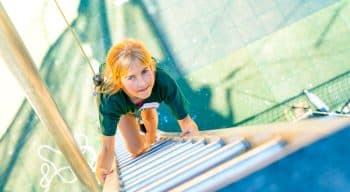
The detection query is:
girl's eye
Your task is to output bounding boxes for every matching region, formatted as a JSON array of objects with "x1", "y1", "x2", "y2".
[
  {"x1": 126, "y1": 76, "x2": 135, "y2": 81},
  {"x1": 142, "y1": 68, "x2": 150, "y2": 74}
]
